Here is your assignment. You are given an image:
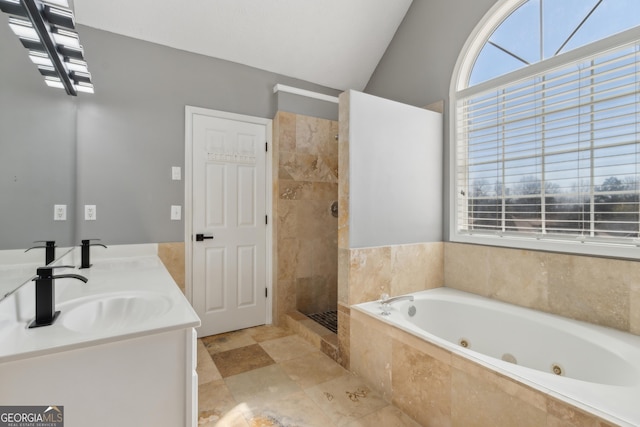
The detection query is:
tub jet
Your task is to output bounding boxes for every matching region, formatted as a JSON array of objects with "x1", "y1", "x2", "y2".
[{"x1": 502, "y1": 353, "x2": 517, "y2": 364}]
